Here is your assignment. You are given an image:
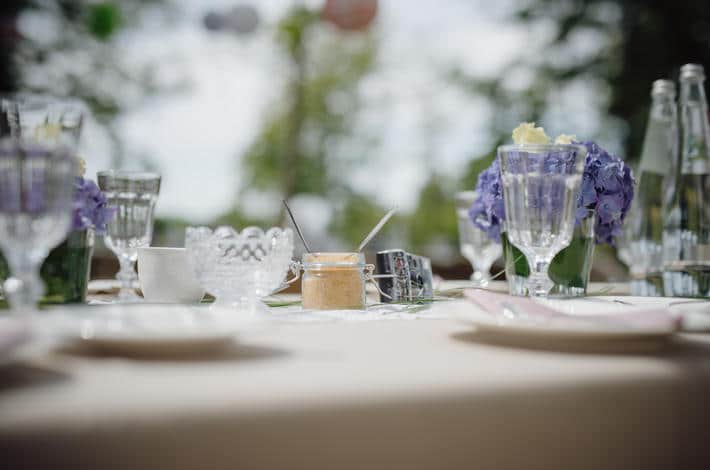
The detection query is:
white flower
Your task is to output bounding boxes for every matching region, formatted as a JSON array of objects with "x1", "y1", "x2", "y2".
[
  {"x1": 554, "y1": 134, "x2": 577, "y2": 145},
  {"x1": 33, "y1": 123, "x2": 62, "y2": 141},
  {"x1": 76, "y1": 157, "x2": 86, "y2": 177},
  {"x1": 512, "y1": 122, "x2": 550, "y2": 145}
]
